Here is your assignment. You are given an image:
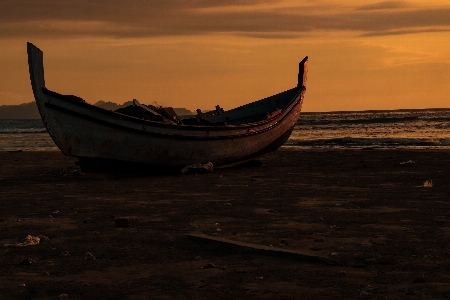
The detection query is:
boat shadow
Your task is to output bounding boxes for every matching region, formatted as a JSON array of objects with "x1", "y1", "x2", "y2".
[{"x1": 77, "y1": 157, "x2": 263, "y2": 177}]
